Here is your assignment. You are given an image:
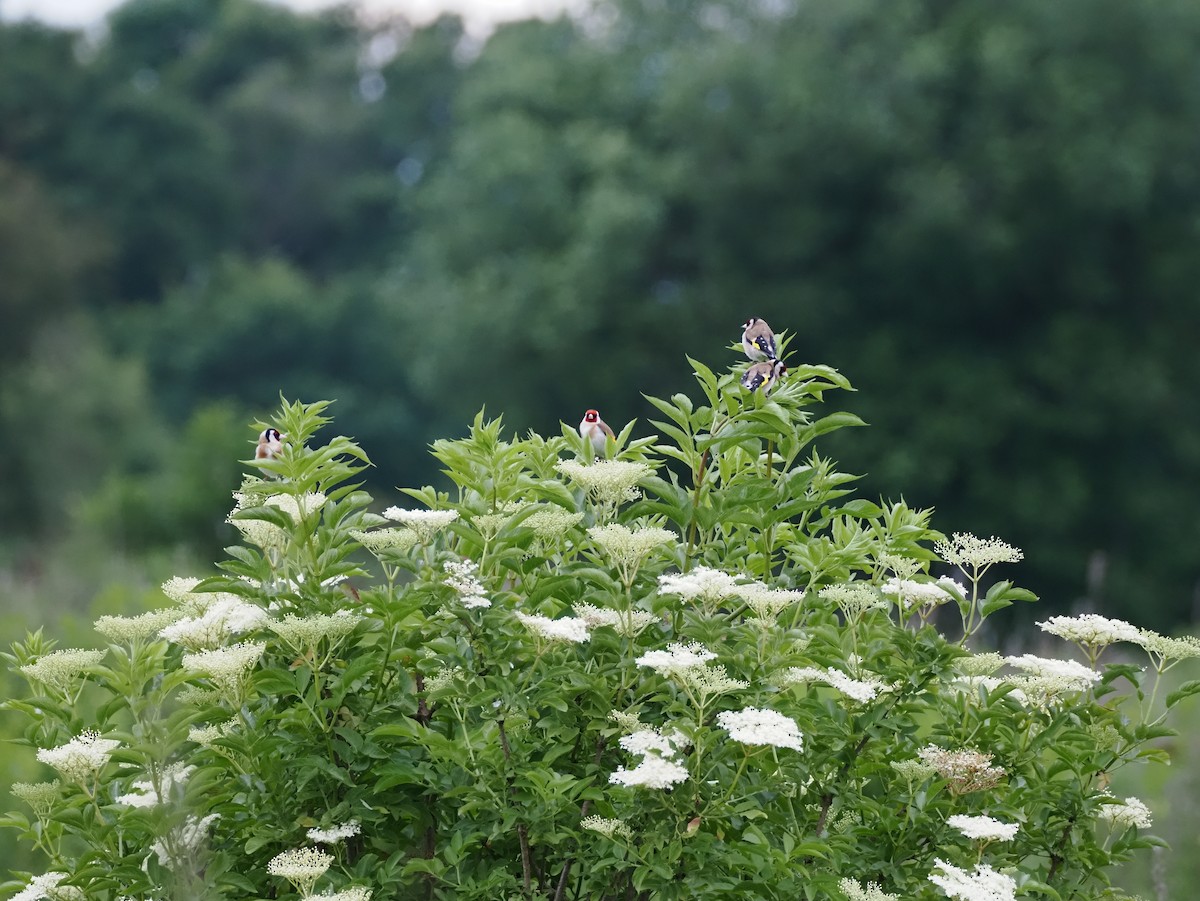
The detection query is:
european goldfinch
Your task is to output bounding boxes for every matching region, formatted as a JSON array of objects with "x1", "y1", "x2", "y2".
[
  {"x1": 741, "y1": 317, "x2": 778, "y2": 362},
  {"x1": 579, "y1": 409, "x2": 615, "y2": 457},
  {"x1": 255, "y1": 428, "x2": 284, "y2": 475},
  {"x1": 741, "y1": 360, "x2": 787, "y2": 394}
]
